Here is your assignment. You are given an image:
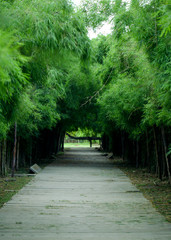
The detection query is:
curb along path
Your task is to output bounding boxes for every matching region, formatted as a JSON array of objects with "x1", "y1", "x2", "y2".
[{"x1": 0, "y1": 148, "x2": 171, "y2": 240}]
